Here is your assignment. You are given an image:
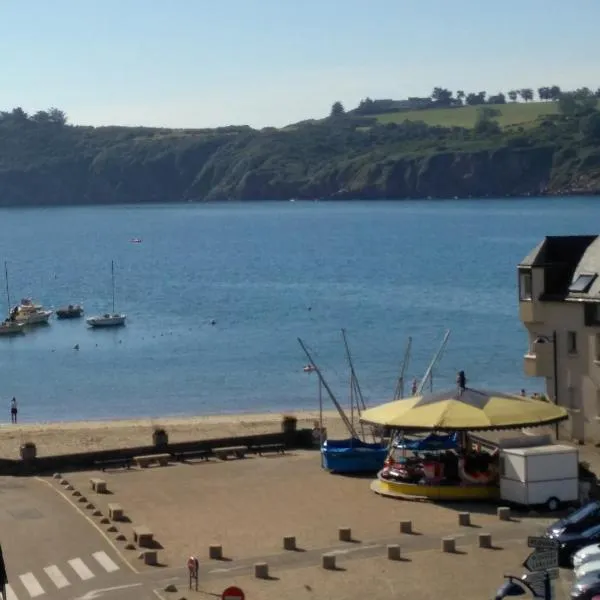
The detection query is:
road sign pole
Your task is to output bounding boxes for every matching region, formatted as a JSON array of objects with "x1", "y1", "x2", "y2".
[{"x1": 544, "y1": 571, "x2": 551, "y2": 600}]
